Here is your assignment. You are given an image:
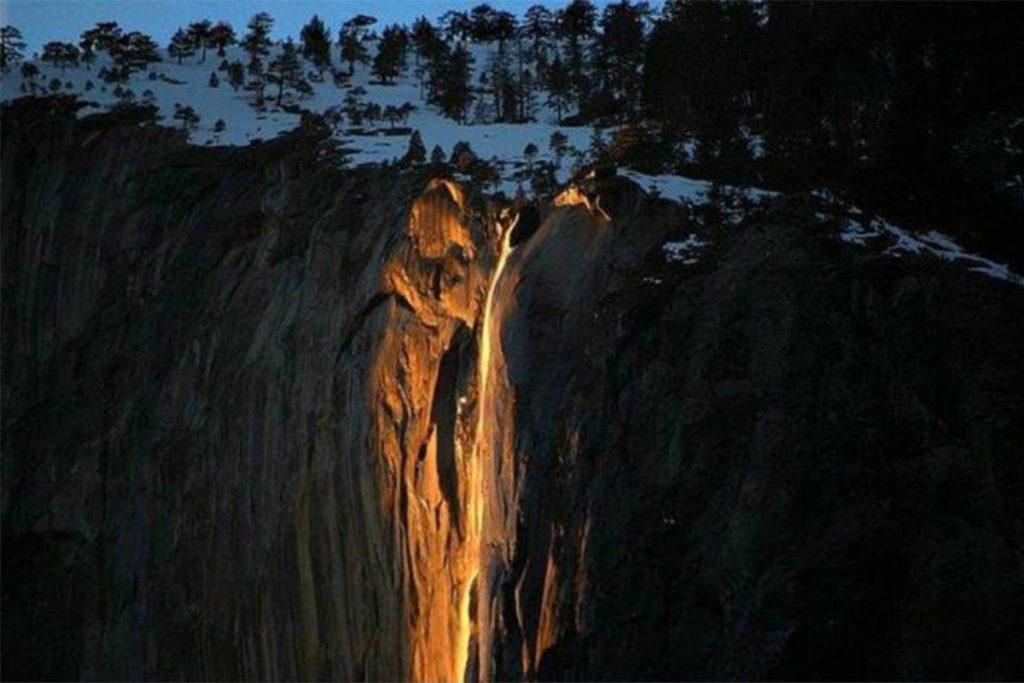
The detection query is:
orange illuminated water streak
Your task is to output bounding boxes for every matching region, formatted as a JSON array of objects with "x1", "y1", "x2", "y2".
[{"x1": 453, "y1": 212, "x2": 517, "y2": 683}]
